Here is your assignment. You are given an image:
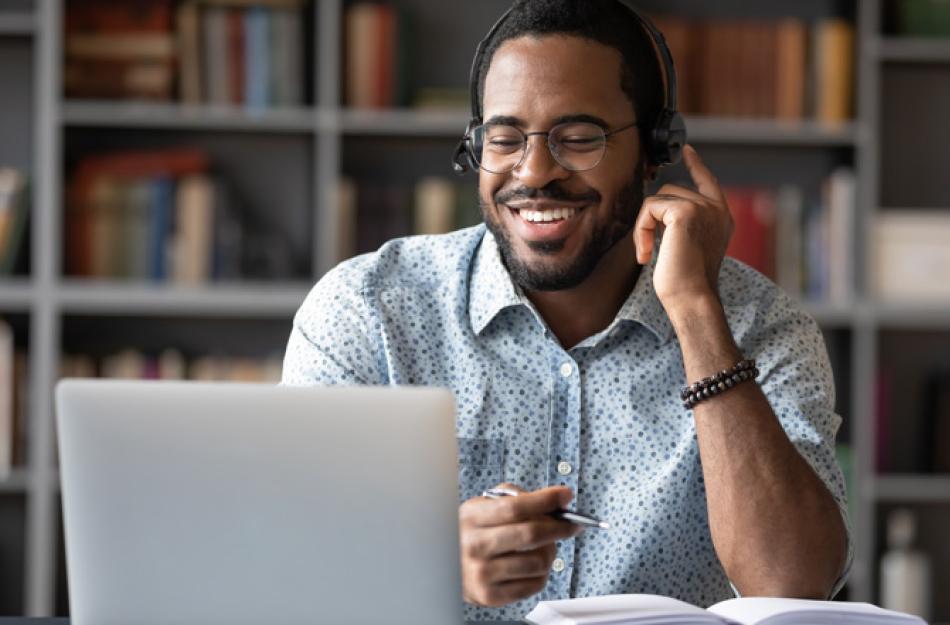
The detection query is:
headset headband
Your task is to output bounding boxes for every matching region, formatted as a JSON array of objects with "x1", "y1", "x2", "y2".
[
  {"x1": 454, "y1": 0, "x2": 686, "y2": 172},
  {"x1": 468, "y1": 1, "x2": 677, "y2": 122}
]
